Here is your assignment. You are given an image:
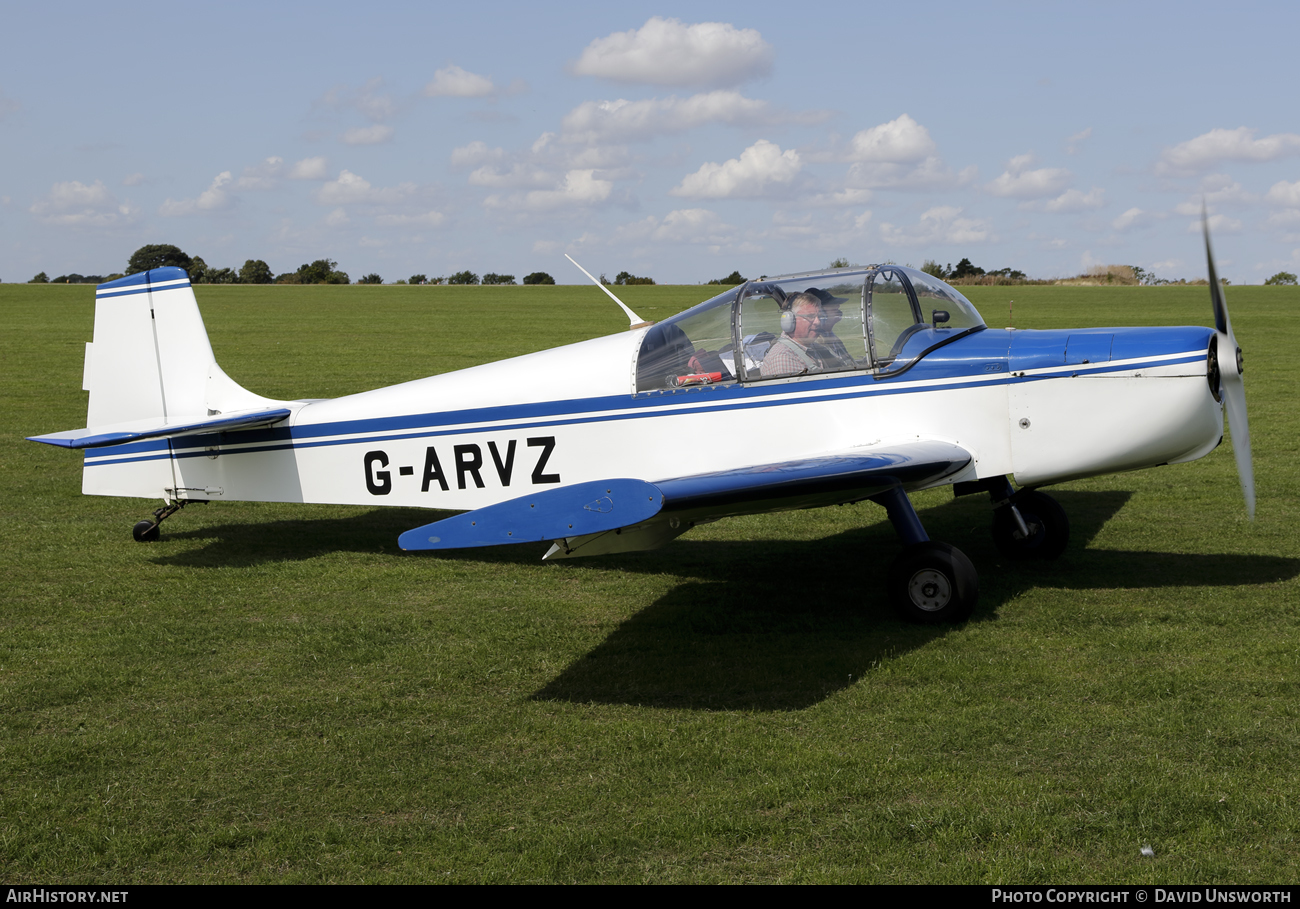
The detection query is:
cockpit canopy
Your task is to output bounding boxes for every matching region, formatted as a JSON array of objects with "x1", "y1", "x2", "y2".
[{"x1": 635, "y1": 265, "x2": 986, "y2": 393}]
